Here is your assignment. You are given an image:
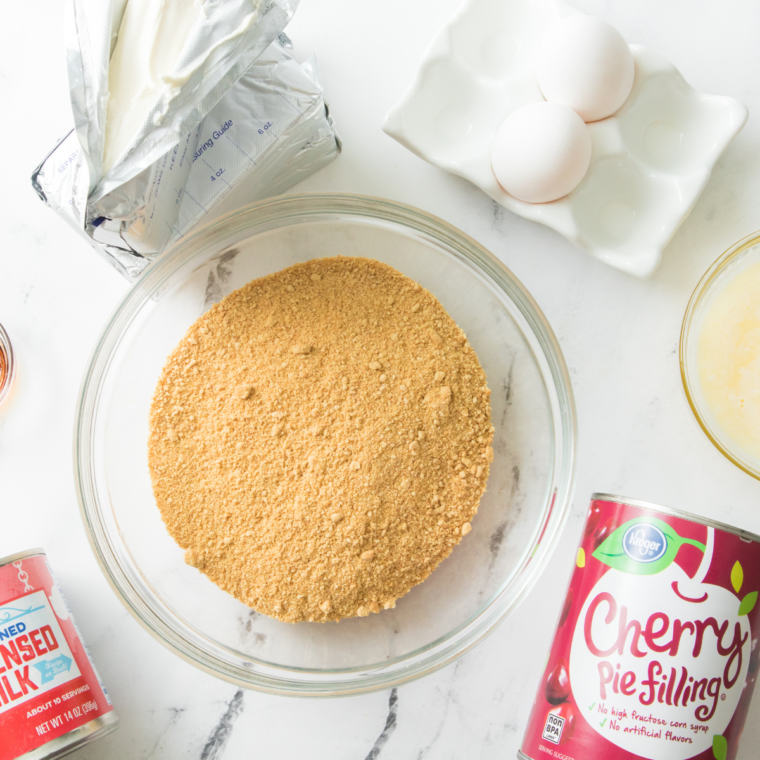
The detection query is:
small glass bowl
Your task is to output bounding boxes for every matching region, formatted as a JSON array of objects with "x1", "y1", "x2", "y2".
[
  {"x1": 0, "y1": 322, "x2": 14, "y2": 408},
  {"x1": 680, "y1": 231, "x2": 760, "y2": 480},
  {"x1": 75, "y1": 194, "x2": 576, "y2": 695}
]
